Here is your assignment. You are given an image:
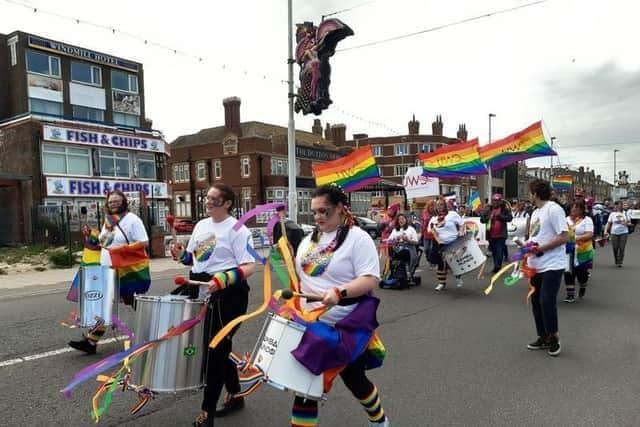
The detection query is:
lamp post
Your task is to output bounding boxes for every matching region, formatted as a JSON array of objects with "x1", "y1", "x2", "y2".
[
  {"x1": 287, "y1": 0, "x2": 298, "y2": 222},
  {"x1": 613, "y1": 149, "x2": 620, "y2": 187},
  {"x1": 486, "y1": 113, "x2": 496, "y2": 201},
  {"x1": 549, "y1": 137, "x2": 556, "y2": 182}
]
